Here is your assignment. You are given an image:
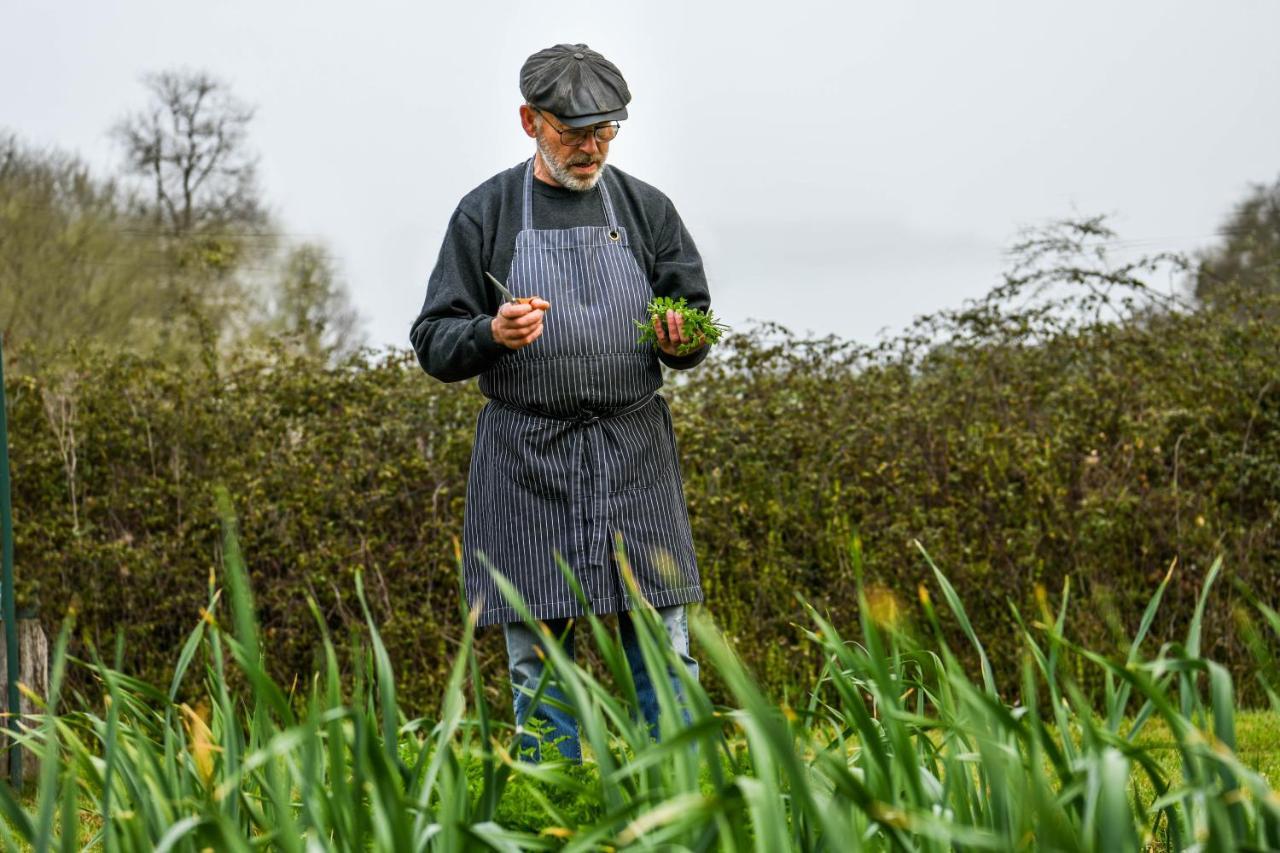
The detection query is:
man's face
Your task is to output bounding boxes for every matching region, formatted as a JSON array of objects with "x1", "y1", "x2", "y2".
[{"x1": 530, "y1": 110, "x2": 611, "y2": 191}]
